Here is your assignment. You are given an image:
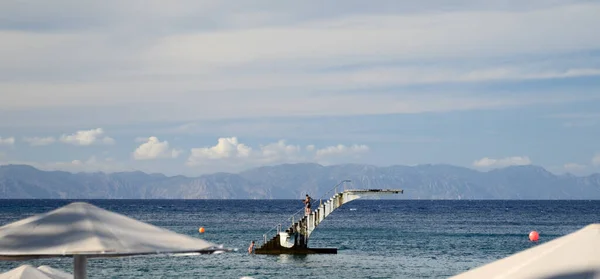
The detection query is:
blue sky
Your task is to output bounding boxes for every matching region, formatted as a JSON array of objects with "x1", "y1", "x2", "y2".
[{"x1": 1, "y1": 0, "x2": 599, "y2": 176}]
